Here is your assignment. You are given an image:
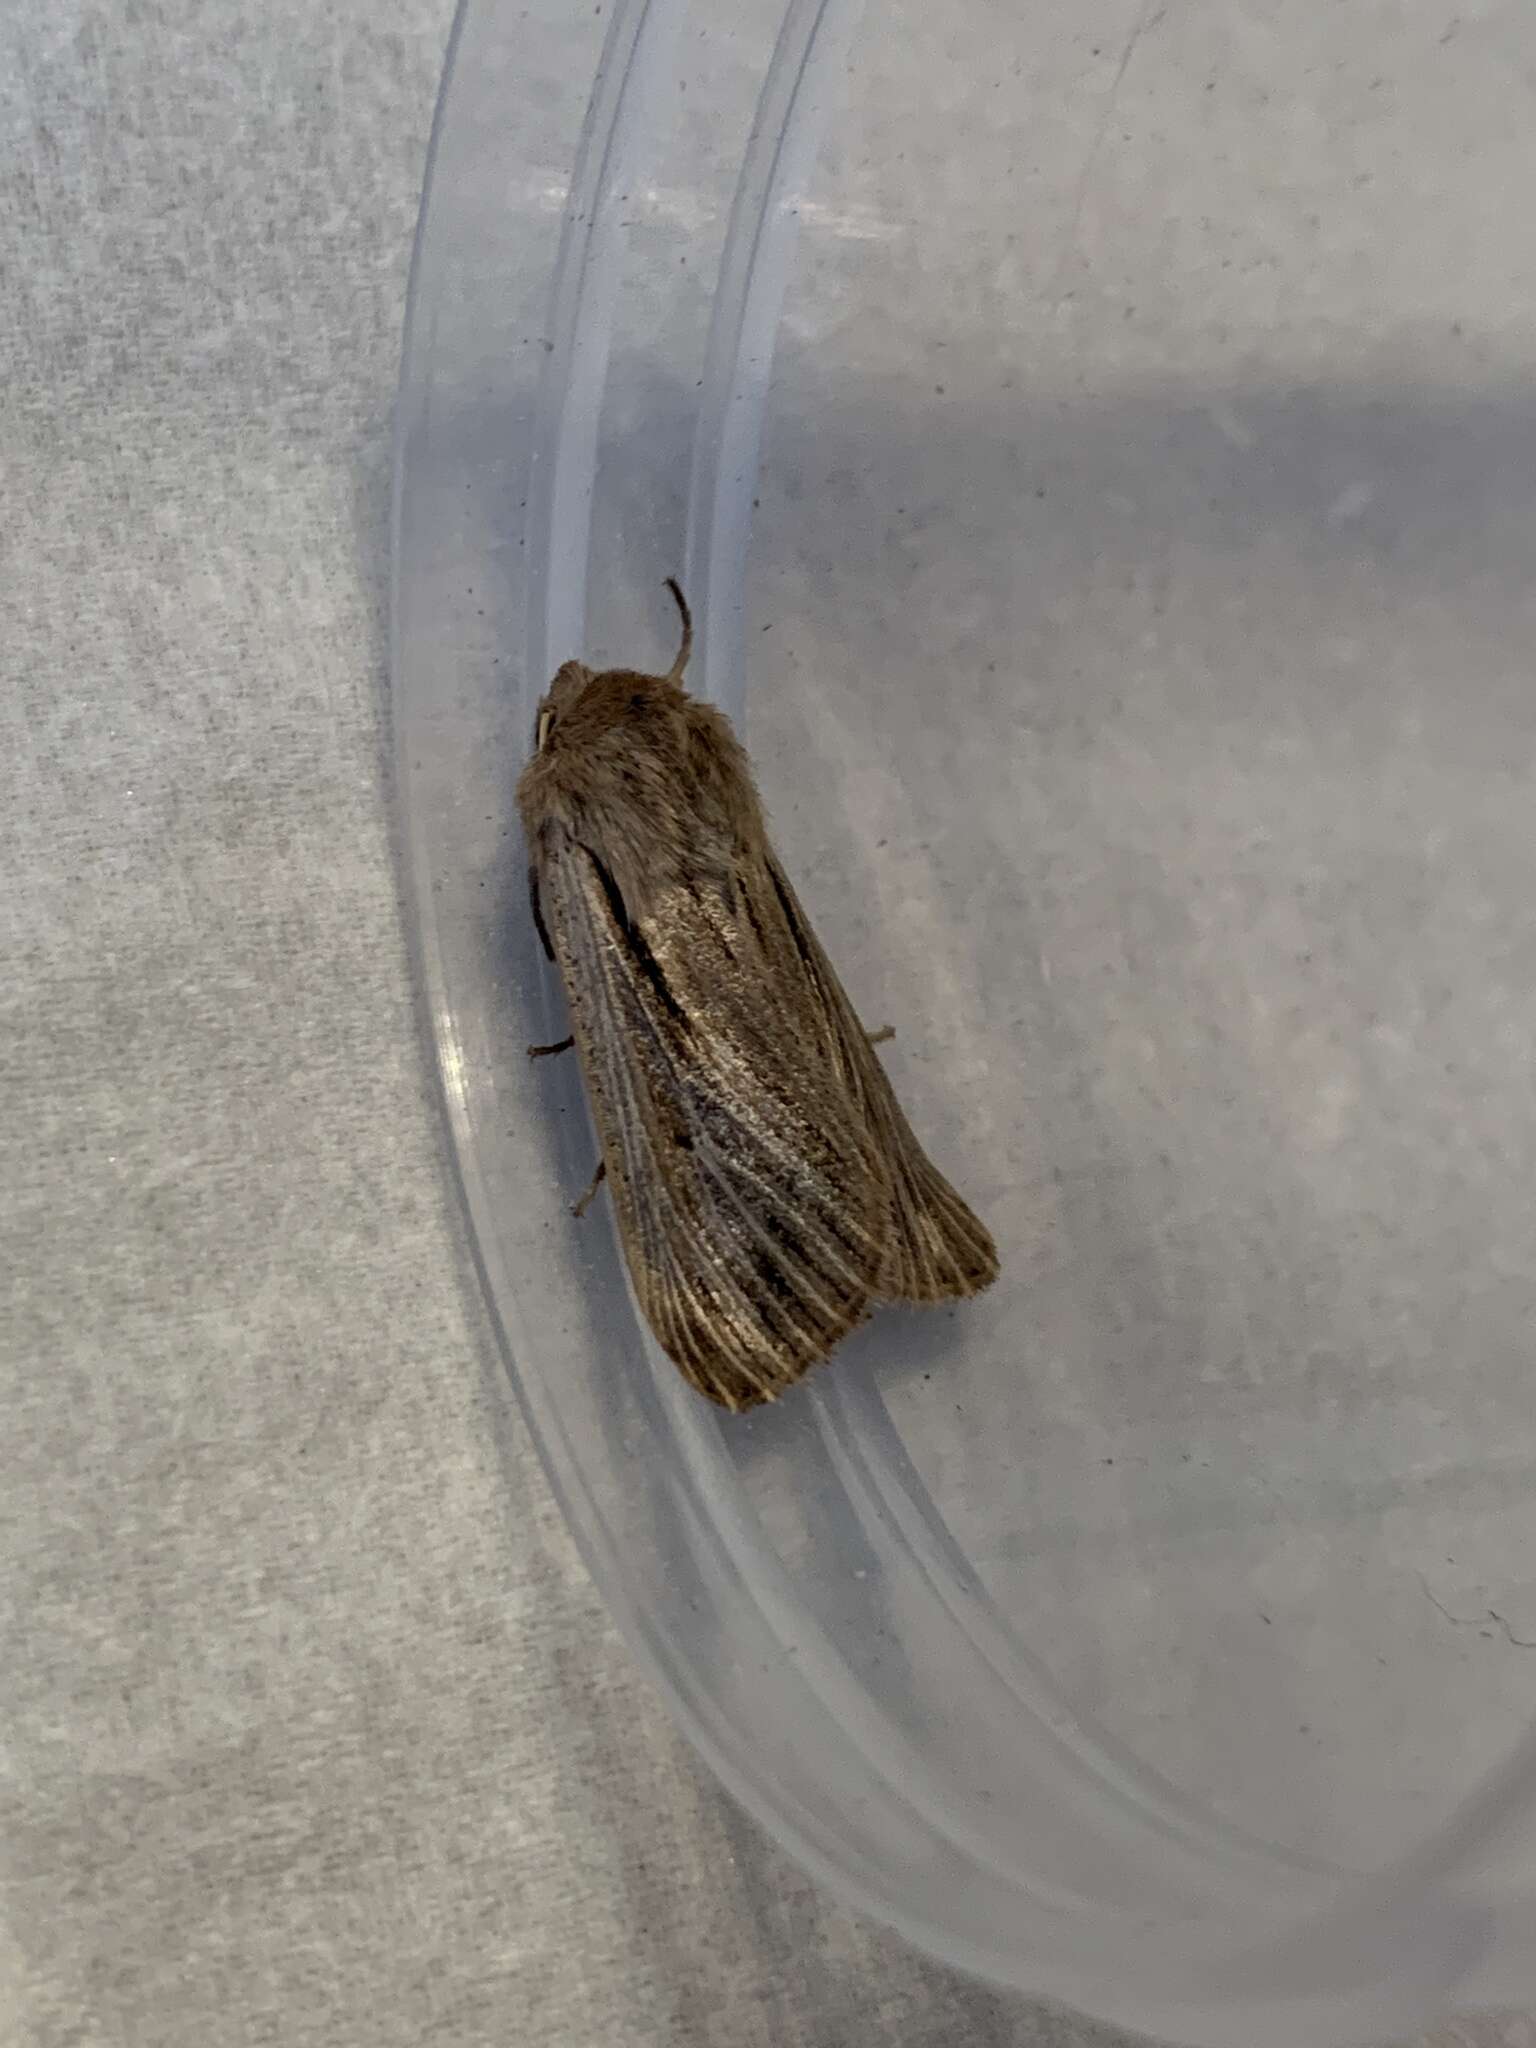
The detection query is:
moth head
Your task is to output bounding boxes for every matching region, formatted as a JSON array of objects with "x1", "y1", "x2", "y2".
[
  {"x1": 533, "y1": 659, "x2": 594, "y2": 754},
  {"x1": 531, "y1": 585, "x2": 693, "y2": 761}
]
